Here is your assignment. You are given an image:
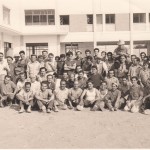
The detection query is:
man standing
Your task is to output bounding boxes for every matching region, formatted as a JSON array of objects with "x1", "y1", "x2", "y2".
[{"x1": 0, "y1": 52, "x2": 10, "y2": 81}]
